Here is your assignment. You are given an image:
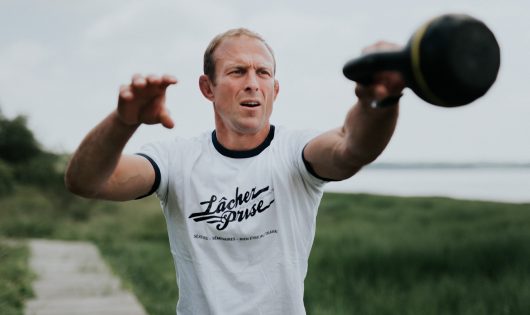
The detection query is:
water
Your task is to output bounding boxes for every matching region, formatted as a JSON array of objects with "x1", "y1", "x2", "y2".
[{"x1": 325, "y1": 168, "x2": 530, "y2": 204}]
